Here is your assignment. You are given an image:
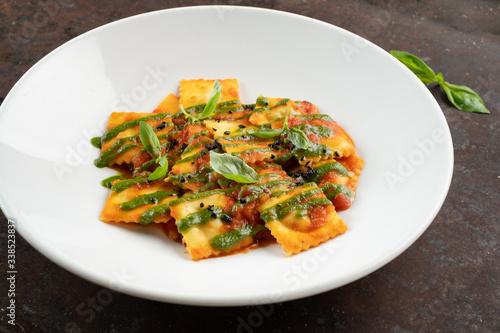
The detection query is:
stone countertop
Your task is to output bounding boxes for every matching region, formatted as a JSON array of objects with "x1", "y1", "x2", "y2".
[{"x1": 0, "y1": 1, "x2": 498, "y2": 332}]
